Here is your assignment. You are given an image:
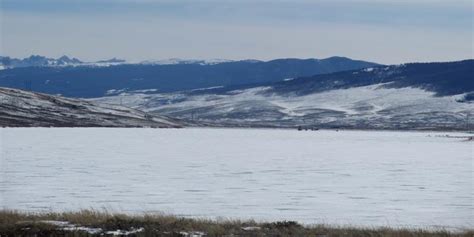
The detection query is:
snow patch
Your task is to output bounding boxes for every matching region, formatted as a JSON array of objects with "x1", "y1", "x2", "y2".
[
  {"x1": 140, "y1": 58, "x2": 234, "y2": 65},
  {"x1": 106, "y1": 89, "x2": 128, "y2": 95},
  {"x1": 39, "y1": 220, "x2": 143, "y2": 235},
  {"x1": 190, "y1": 86, "x2": 224, "y2": 92},
  {"x1": 130, "y1": 89, "x2": 159, "y2": 93}
]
